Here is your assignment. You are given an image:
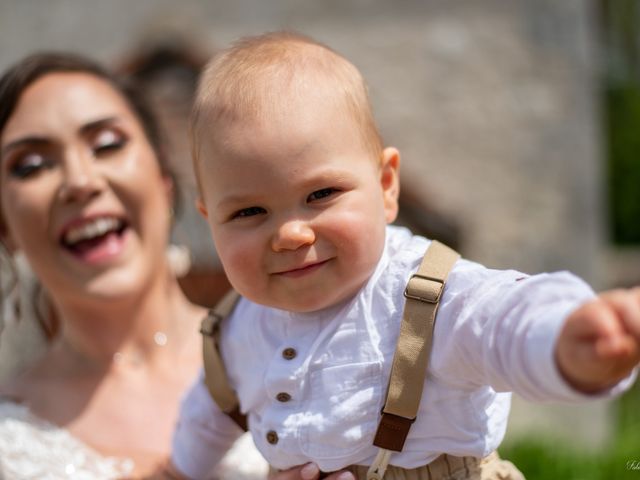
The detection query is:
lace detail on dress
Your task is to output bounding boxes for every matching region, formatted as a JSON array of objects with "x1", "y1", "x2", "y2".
[{"x1": 0, "y1": 401, "x2": 134, "y2": 479}]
